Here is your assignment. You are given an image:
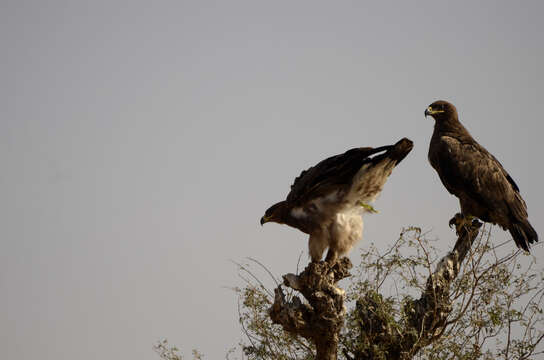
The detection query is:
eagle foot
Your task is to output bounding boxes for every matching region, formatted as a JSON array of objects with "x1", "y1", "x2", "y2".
[{"x1": 449, "y1": 213, "x2": 478, "y2": 235}]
